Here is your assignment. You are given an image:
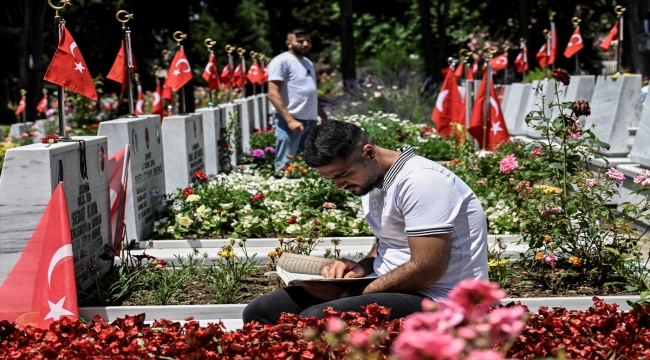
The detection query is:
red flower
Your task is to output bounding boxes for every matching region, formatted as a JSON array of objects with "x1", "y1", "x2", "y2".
[
  {"x1": 314, "y1": 220, "x2": 321, "y2": 226},
  {"x1": 195, "y1": 171, "x2": 208, "y2": 182},
  {"x1": 156, "y1": 259, "x2": 167, "y2": 267},
  {"x1": 254, "y1": 128, "x2": 261, "y2": 135},
  {"x1": 182, "y1": 188, "x2": 194, "y2": 197},
  {"x1": 41, "y1": 134, "x2": 59, "y2": 144},
  {"x1": 288, "y1": 216, "x2": 297, "y2": 224},
  {"x1": 217, "y1": 208, "x2": 222, "y2": 213},
  {"x1": 220, "y1": 142, "x2": 230, "y2": 149},
  {"x1": 552, "y1": 68, "x2": 571, "y2": 85},
  {"x1": 252, "y1": 192, "x2": 264, "y2": 202}
]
